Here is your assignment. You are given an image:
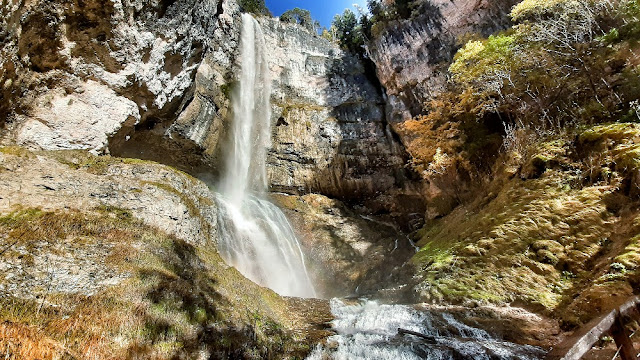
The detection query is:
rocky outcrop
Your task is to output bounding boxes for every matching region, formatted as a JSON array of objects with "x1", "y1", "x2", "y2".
[
  {"x1": 368, "y1": 0, "x2": 520, "y2": 122},
  {"x1": 259, "y1": 19, "x2": 425, "y2": 224},
  {"x1": 272, "y1": 193, "x2": 418, "y2": 300},
  {"x1": 0, "y1": 148, "x2": 217, "y2": 244},
  {"x1": 1, "y1": 0, "x2": 238, "y2": 172}
]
